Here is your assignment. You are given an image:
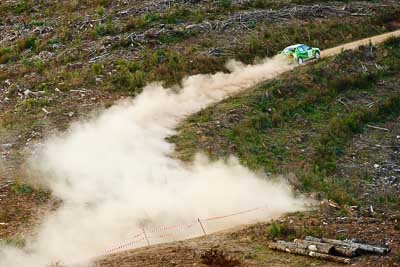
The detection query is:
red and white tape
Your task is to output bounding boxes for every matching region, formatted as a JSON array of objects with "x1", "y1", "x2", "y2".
[{"x1": 61, "y1": 204, "x2": 270, "y2": 265}]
